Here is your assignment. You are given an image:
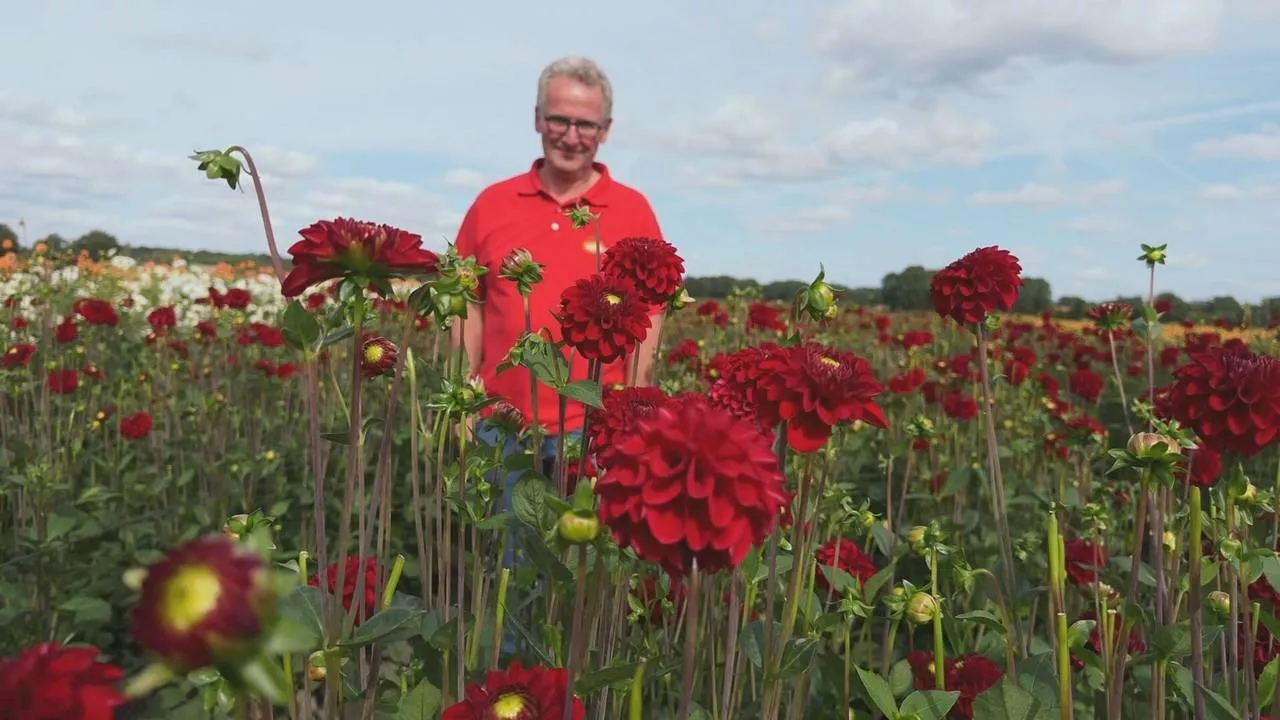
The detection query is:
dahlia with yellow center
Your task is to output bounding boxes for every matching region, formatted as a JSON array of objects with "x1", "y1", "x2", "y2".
[{"x1": 131, "y1": 534, "x2": 277, "y2": 671}]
